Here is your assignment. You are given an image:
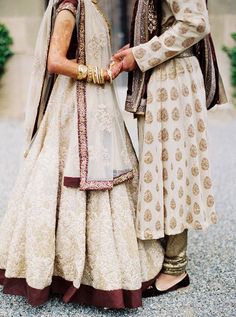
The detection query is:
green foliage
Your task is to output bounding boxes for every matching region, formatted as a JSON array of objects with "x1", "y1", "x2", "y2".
[
  {"x1": 223, "y1": 33, "x2": 236, "y2": 99},
  {"x1": 0, "y1": 24, "x2": 13, "y2": 78}
]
